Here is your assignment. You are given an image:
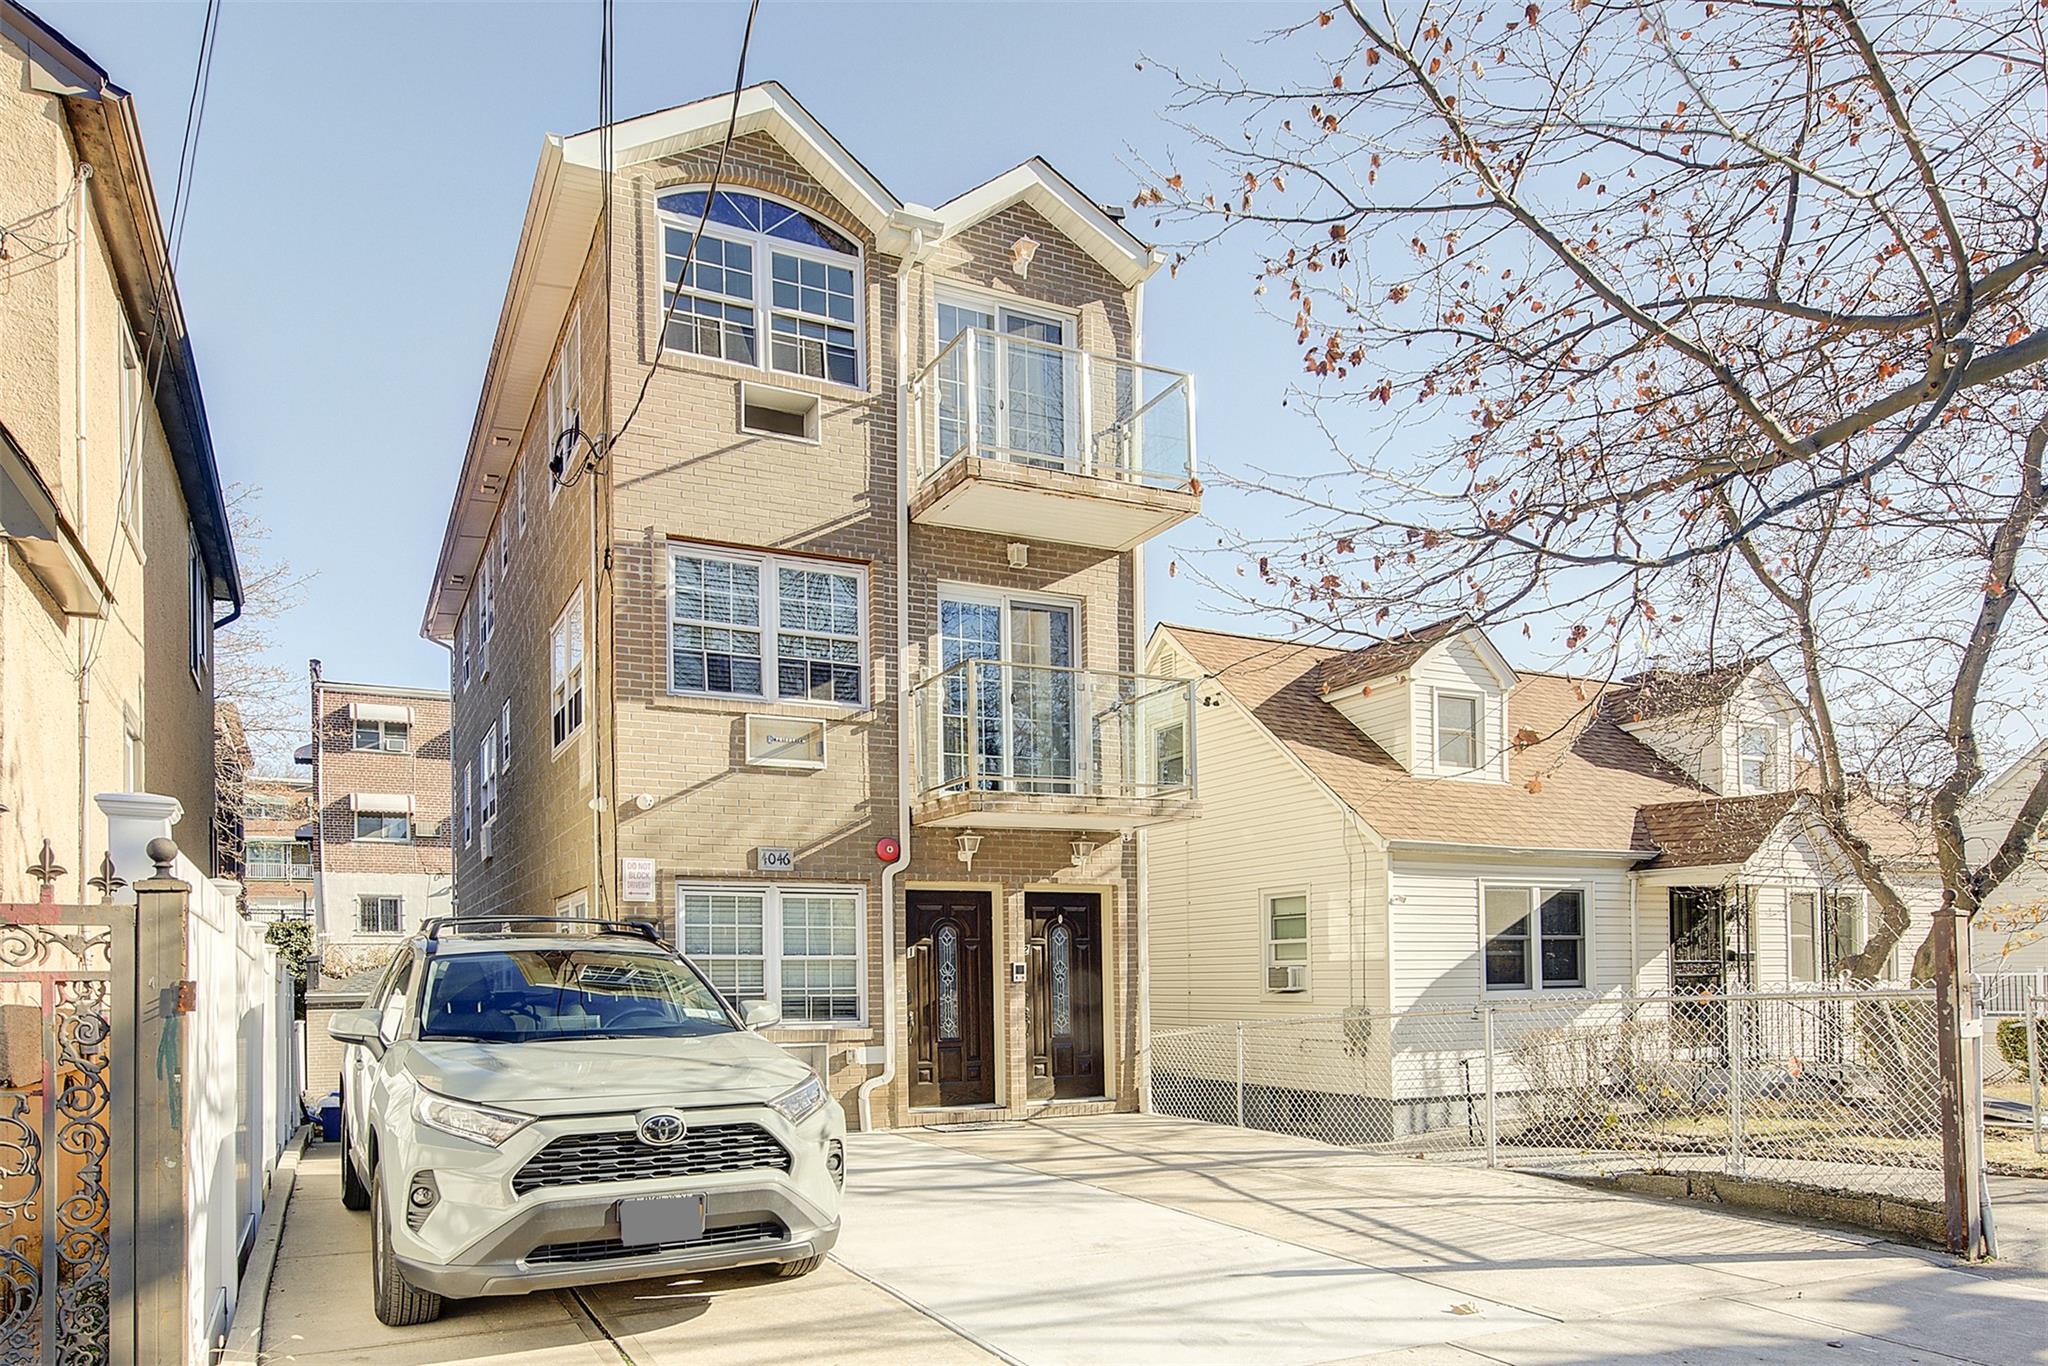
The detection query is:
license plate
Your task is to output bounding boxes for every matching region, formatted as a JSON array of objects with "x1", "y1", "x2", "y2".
[{"x1": 618, "y1": 1193, "x2": 705, "y2": 1248}]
